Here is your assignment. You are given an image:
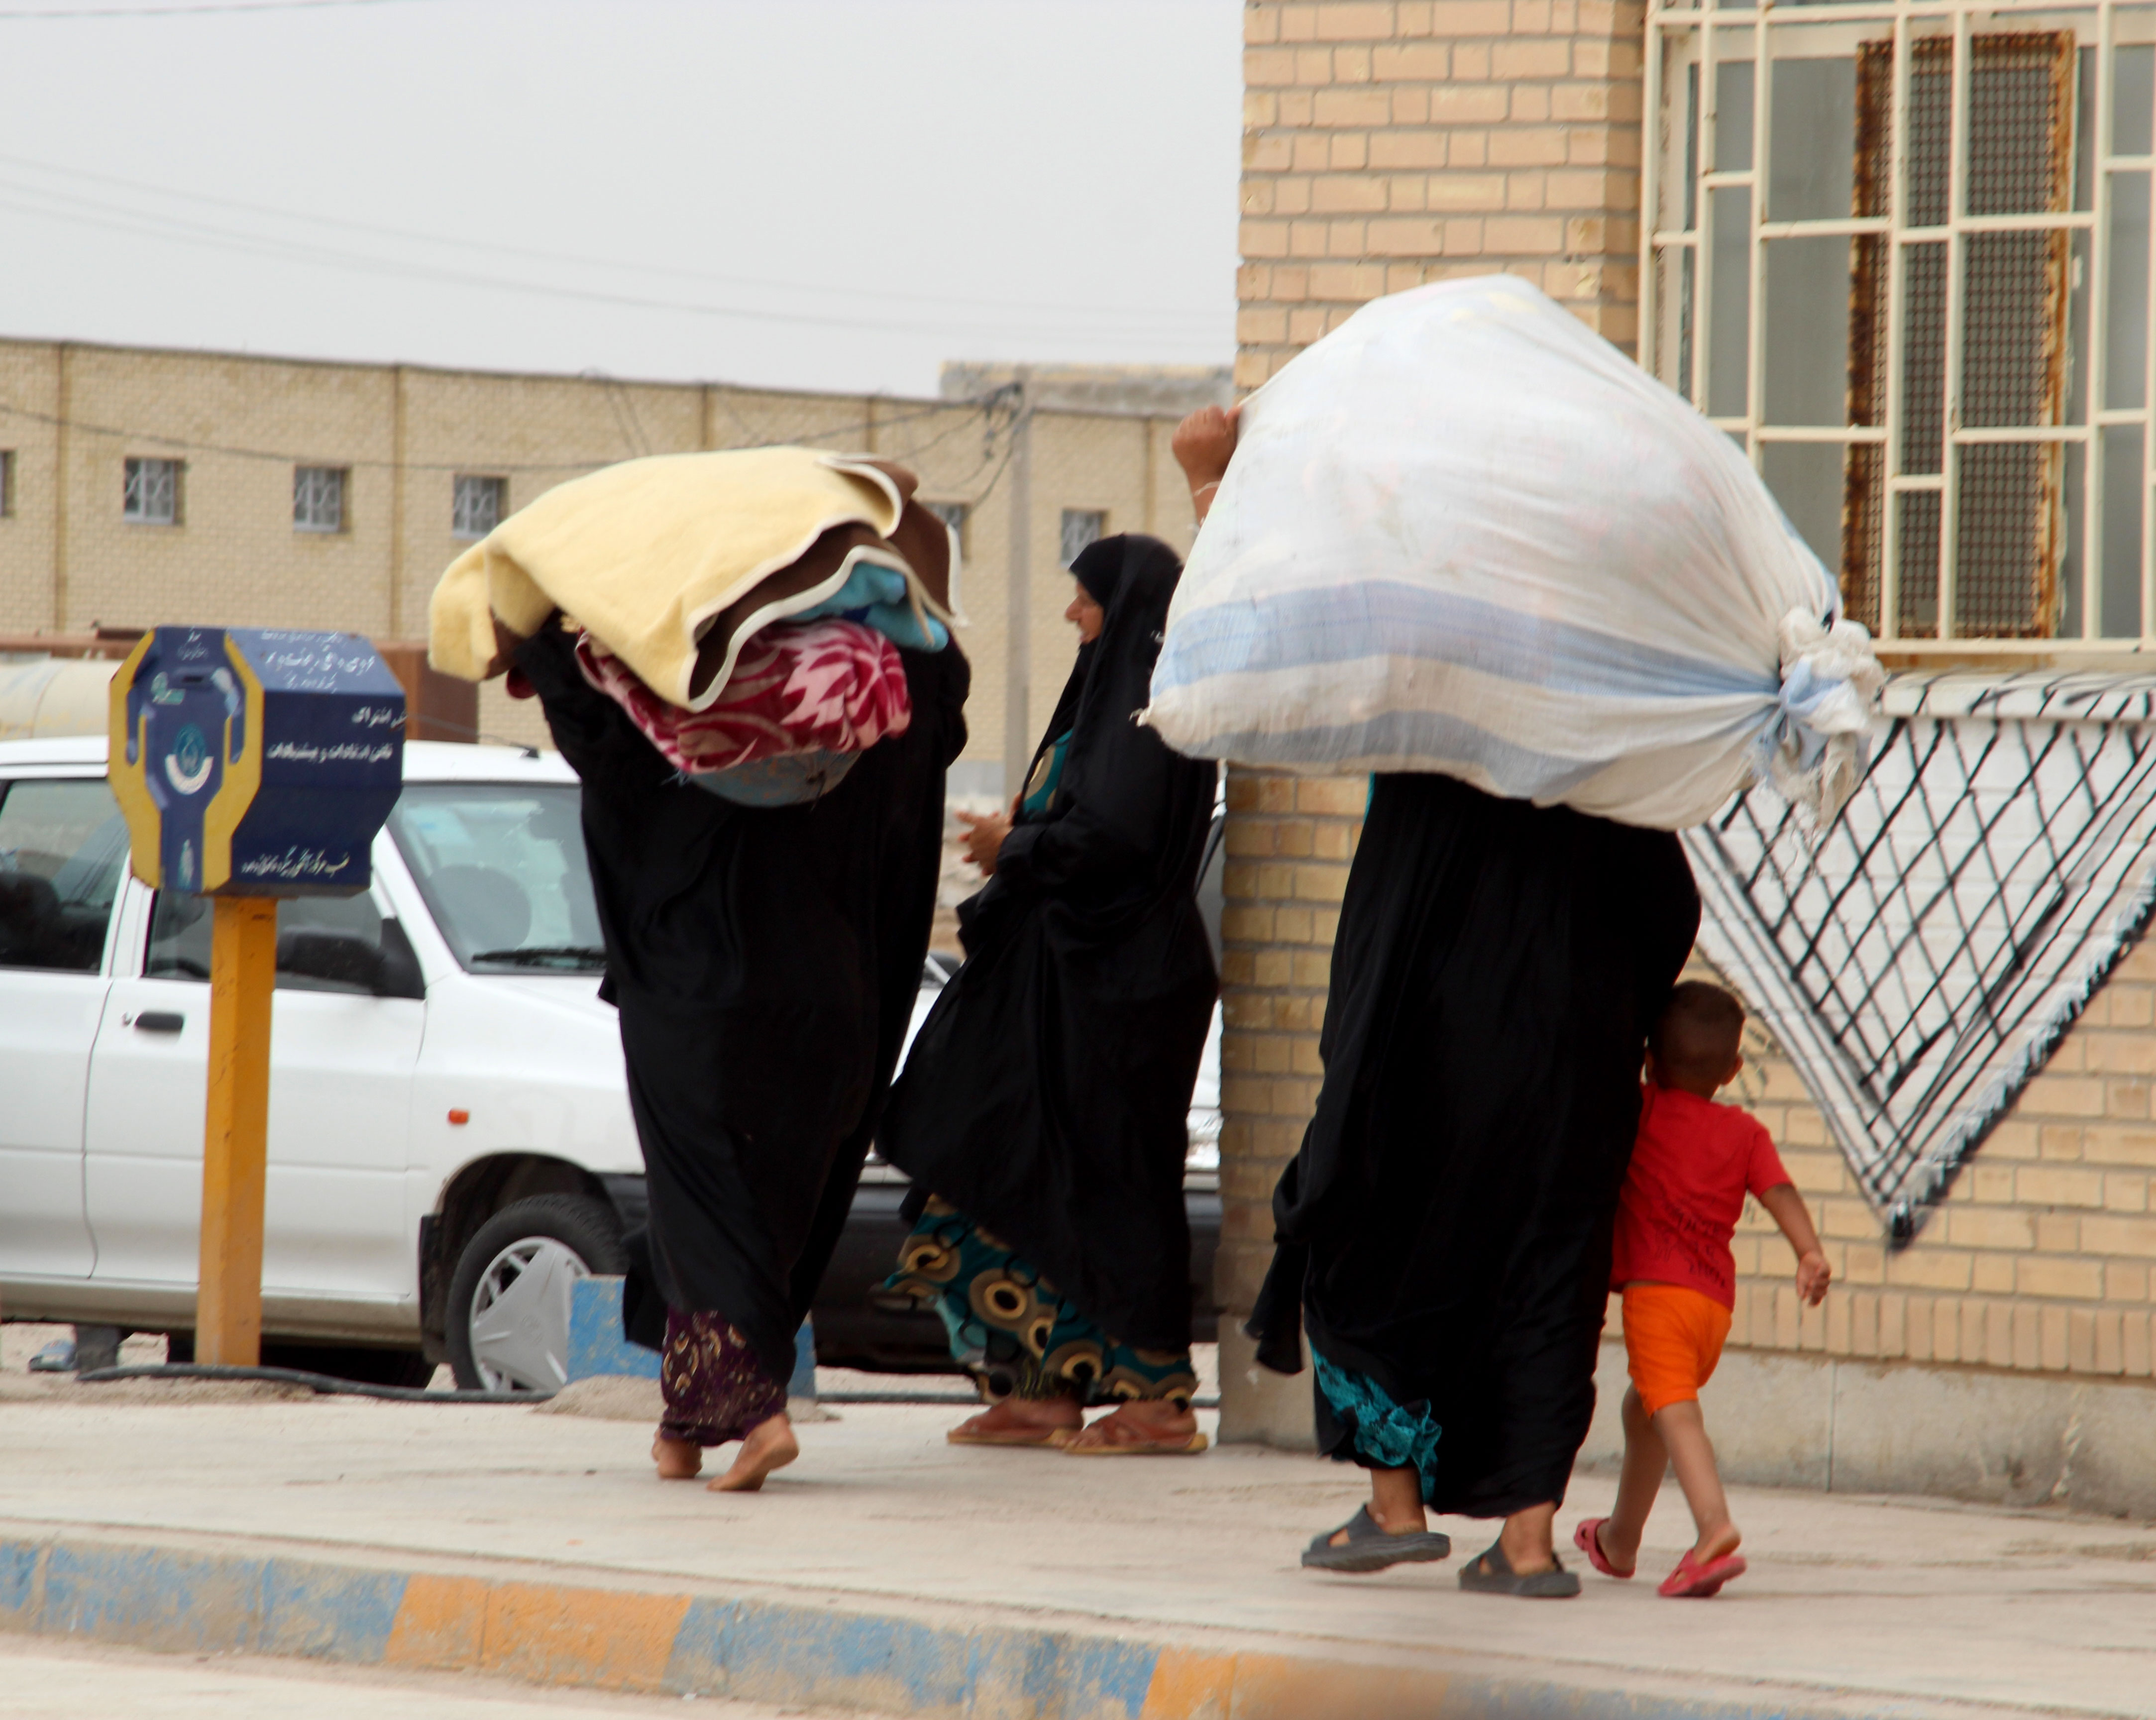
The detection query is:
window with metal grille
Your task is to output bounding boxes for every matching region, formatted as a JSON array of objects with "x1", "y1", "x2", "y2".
[
  {"x1": 122, "y1": 457, "x2": 180, "y2": 526},
  {"x1": 451, "y1": 474, "x2": 505, "y2": 540},
  {"x1": 1643, "y1": 4, "x2": 2156, "y2": 647},
  {"x1": 1060, "y1": 508, "x2": 1105, "y2": 568},
  {"x1": 293, "y1": 465, "x2": 346, "y2": 533}
]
